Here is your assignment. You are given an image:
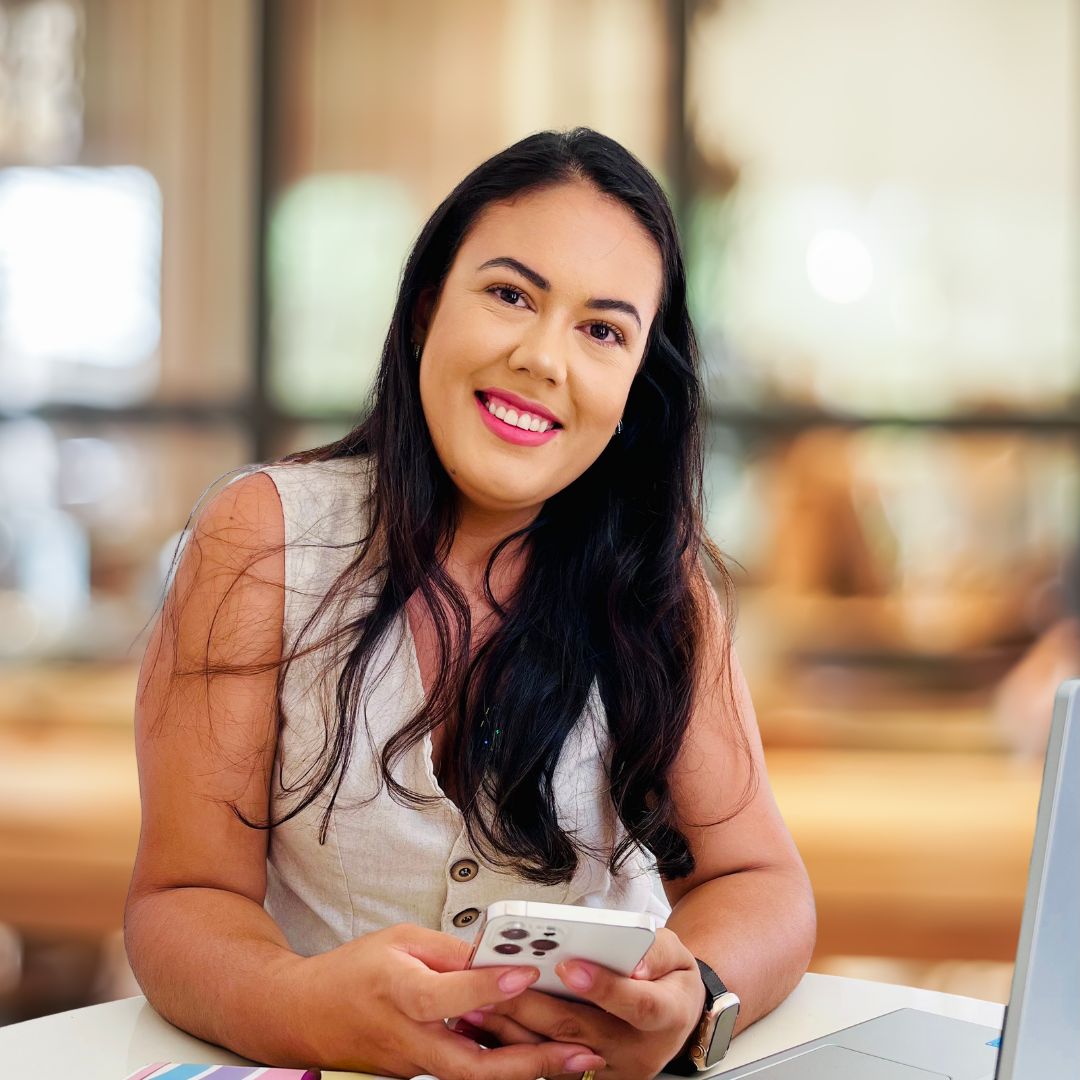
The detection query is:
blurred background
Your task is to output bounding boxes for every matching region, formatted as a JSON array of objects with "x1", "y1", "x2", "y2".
[{"x1": 0, "y1": 0, "x2": 1077, "y2": 1025}]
